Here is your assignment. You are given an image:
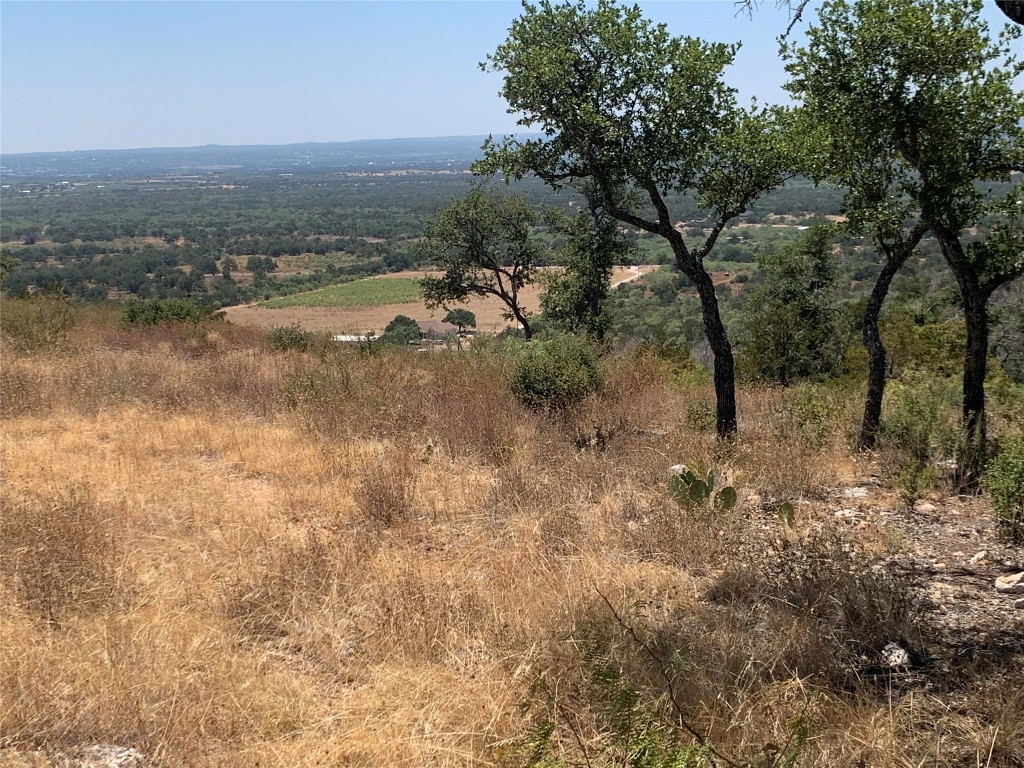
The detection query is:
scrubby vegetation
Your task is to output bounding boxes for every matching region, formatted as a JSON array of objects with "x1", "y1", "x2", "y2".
[
  {"x1": 1, "y1": 305, "x2": 1022, "y2": 766},
  {"x1": 1, "y1": 0, "x2": 1021, "y2": 764}
]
